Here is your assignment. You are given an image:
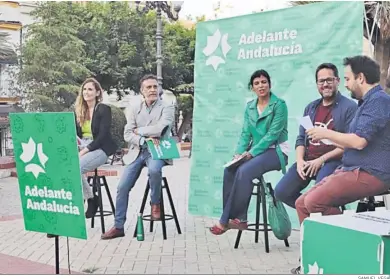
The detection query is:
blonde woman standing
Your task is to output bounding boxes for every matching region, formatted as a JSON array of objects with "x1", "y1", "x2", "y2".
[{"x1": 75, "y1": 78, "x2": 117, "y2": 218}]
